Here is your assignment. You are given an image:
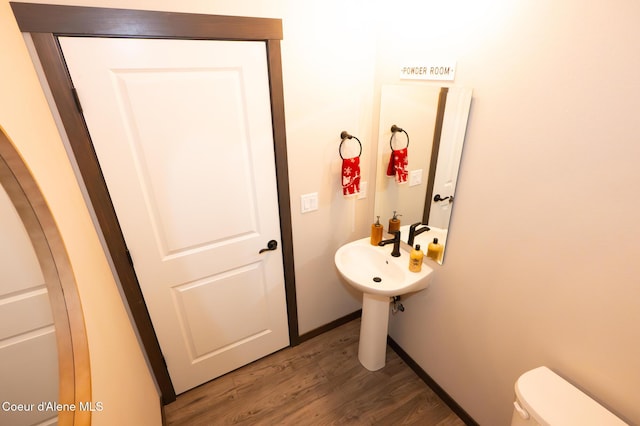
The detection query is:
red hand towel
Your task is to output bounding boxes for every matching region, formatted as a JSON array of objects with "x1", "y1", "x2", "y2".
[
  {"x1": 386, "y1": 151, "x2": 395, "y2": 177},
  {"x1": 386, "y1": 148, "x2": 408, "y2": 183},
  {"x1": 342, "y1": 157, "x2": 361, "y2": 196}
]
